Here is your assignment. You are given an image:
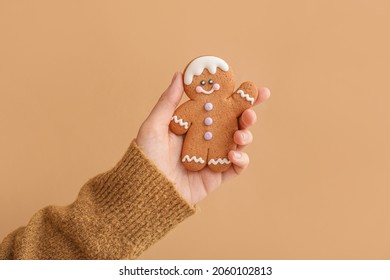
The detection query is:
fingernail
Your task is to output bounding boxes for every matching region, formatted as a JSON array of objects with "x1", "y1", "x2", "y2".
[
  {"x1": 241, "y1": 131, "x2": 248, "y2": 141},
  {"x1": 264, "y1": 88, "x2": 271, "y2": 99},
  {"x1": 233, "y1": 151, "x2": 242, "y2": 159}
]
